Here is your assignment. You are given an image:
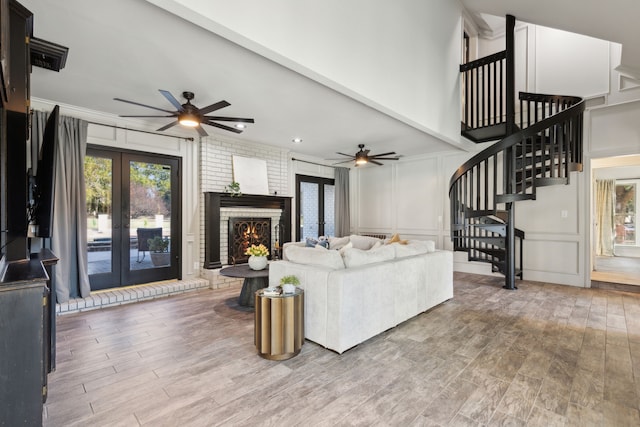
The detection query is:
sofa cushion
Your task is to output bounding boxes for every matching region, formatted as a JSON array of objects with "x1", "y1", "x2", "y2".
[
  {"x1": 349, "y1": 234, "x2": 382, "y2": 250},
  {"x1": 285, "y1": 245, "x2": 345, "y2": 269},
  {"x1": 342, "y1": 244, "x2": 395, "y2": 268},
  {"x1": 329, "y1": 236, "x2": 350, "y2": 250},
  {"x1": 338, "y1": 241, "x2": 353, "y2": 256},
  {"x1": 393, "y1": 240, "x2": 436, "y2": 258}
]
